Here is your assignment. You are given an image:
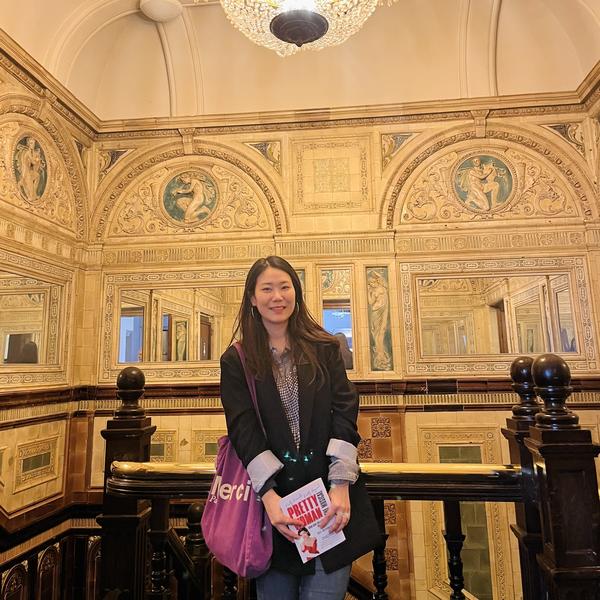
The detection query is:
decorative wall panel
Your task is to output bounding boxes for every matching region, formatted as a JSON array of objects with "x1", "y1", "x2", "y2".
[
  {"x1": 291, "y1": 136, "x2": 372, "y2": 214},
  {"x1": 400, "y1": 147, "x2": 578, "y2": 223},
  {"x1": 0, "y1": 120, "x2": 76, "y2": 234},
  {"x1": 14, "y1": 437, "x2": 58, "y2": 492},
  {"x1": 192, "y1": 430, "x2": 226, "y2": 462},
  {"x1": 366, "y1": 267, "x2": 393, "y2": 371},
  {"x1": 418, "y1": 425, "x2": 516, "y2": 600},
  {"x1": 150, "y1": 430, "x2": 177, "y2": 463},
  {"x1": 110, "y1": 163, "x2": 270, "y2": 237}
]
